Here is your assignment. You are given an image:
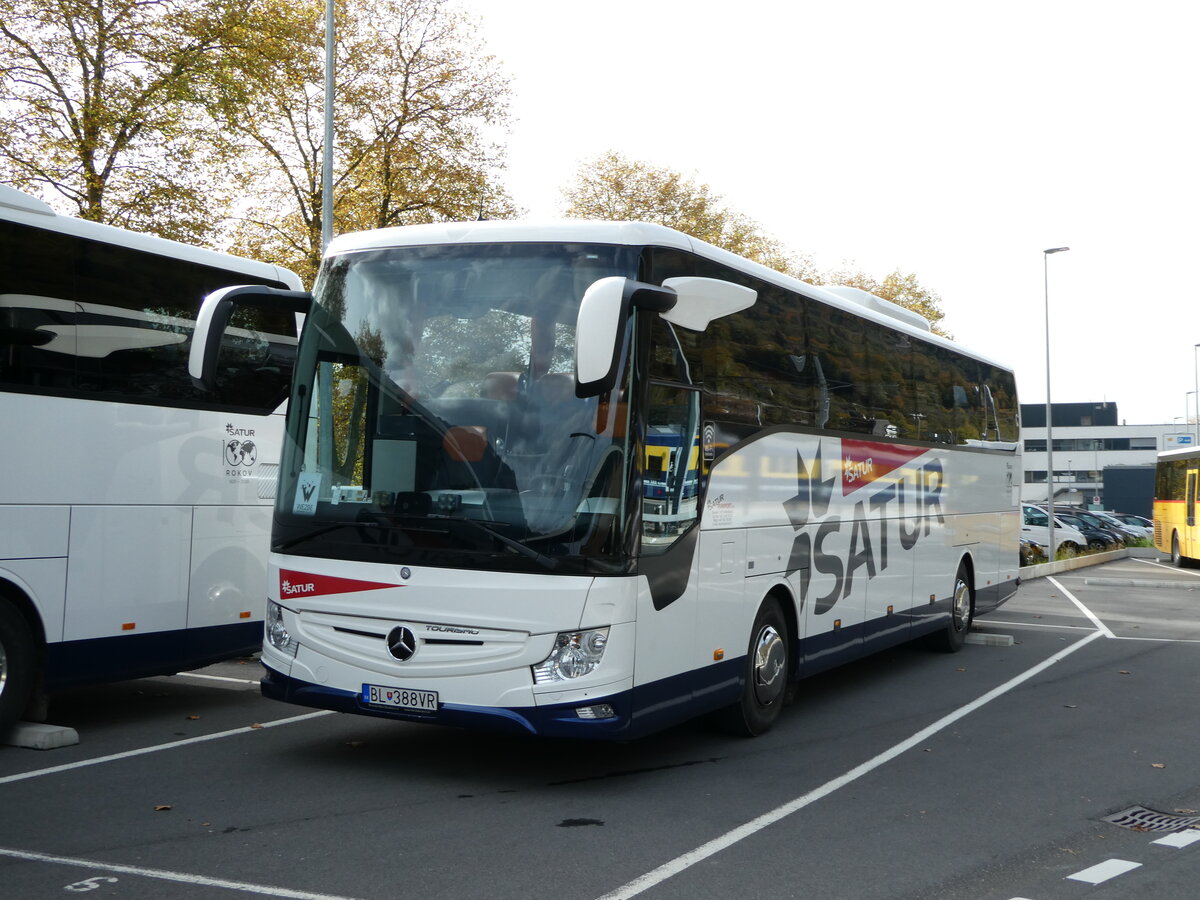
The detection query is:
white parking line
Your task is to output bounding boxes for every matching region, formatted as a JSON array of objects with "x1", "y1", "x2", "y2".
[
  {"x1": 0, "y1": 846, "x2": 359, "y2": 899},
  {"x1": 976, "y1": 619, "x2": 1096, "y2": 631},
  {"x1": 1047, "y1": 577, "x2": 1114, "y2": 638},
  {"x1": 0, "y1": 710, "x2": 334, "y2": 786},
  {"x1": 1153, "y1": 830, "x2": 1200, "y2": 849},
  {"x1": 1066, "y1": 858, "x2": 1141, "y2": 884},
  {"x1": 595, "y1": 630, "x2": 1105, "y2": 900},
  {"x1": 1132, "y1": 557, "x2": 1200, "y2": 577},
  {"x1": 176, "y1": 672, "x2": 261, "y2": 685}
]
